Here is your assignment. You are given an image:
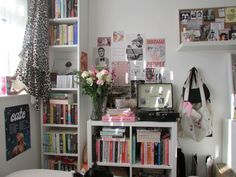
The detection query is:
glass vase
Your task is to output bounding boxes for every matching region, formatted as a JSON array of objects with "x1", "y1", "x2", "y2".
[{"x1": 90, "y1": 95, "x2": 107, "y2": 120}]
